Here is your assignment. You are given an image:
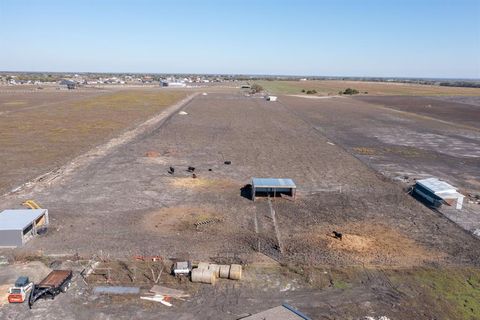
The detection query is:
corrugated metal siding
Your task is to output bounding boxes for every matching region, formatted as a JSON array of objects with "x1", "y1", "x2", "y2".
[
  {"x1": 0, "y1": 209, "x2": 48, "y2": 231},
  {"x1": 252, "y1": 178, "x2": 296, "y2": 188},
  {"x1": 0, "y1": 230, "x2": 22, "y2": 247}
]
